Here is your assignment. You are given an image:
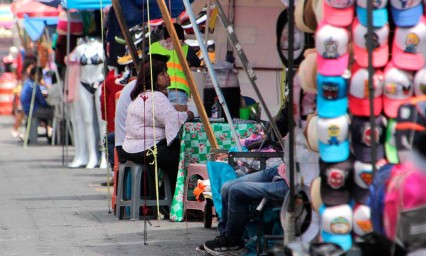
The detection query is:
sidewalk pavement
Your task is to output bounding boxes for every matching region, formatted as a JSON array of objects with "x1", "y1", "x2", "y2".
[{"x1": 0, "y1": 115, "x2": 217, "y2": 256}]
